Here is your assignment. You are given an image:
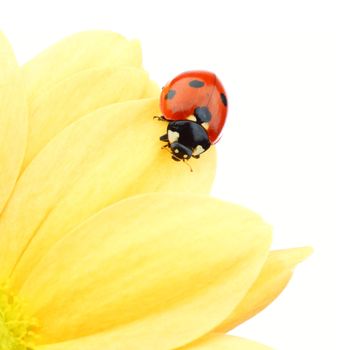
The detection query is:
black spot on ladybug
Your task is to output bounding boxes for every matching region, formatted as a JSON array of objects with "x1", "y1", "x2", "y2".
[
  {"x1": 189, "y1": 80, "x2": 205, "y2": 88},
  {"x1": 194, "y1": 106, "x2": 212, "y2": 123},
  {"x1": 220, "y1": 93, "x2": 227, "y2": 107},
  {"x1": 165, "y1": 89, "x2": 176, "y2": 99}
]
